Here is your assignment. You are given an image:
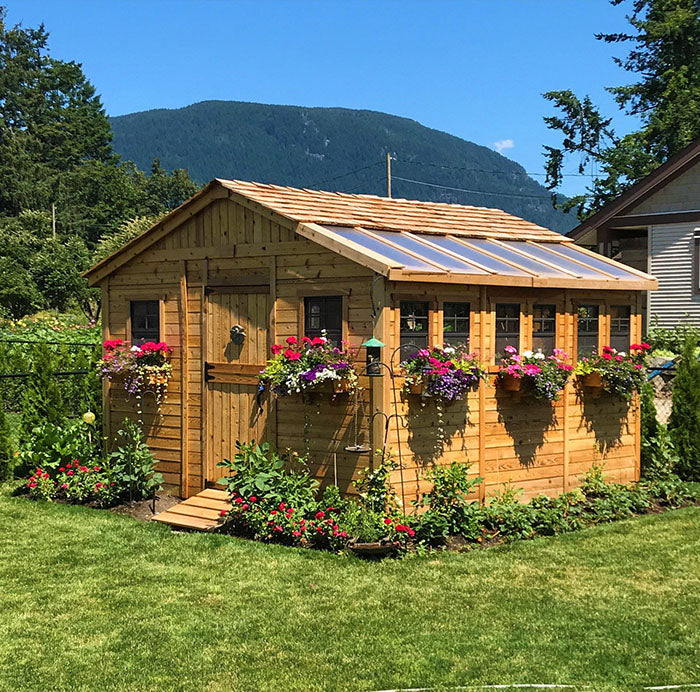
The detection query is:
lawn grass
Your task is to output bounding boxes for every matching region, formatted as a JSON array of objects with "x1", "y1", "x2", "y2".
[{"x1": 1, "y1": 488, "x2": 699, "y2": 692}]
